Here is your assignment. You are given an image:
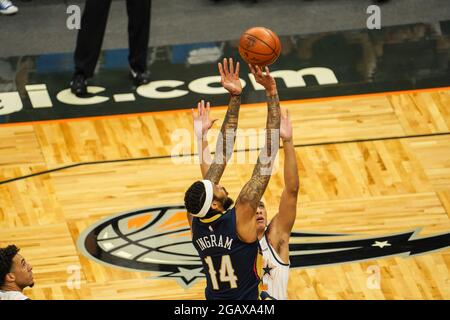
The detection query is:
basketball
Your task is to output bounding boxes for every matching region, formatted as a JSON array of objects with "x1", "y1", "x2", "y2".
[{"x1": 239, "y1": 27, "x2": 282, "y2": 66}]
